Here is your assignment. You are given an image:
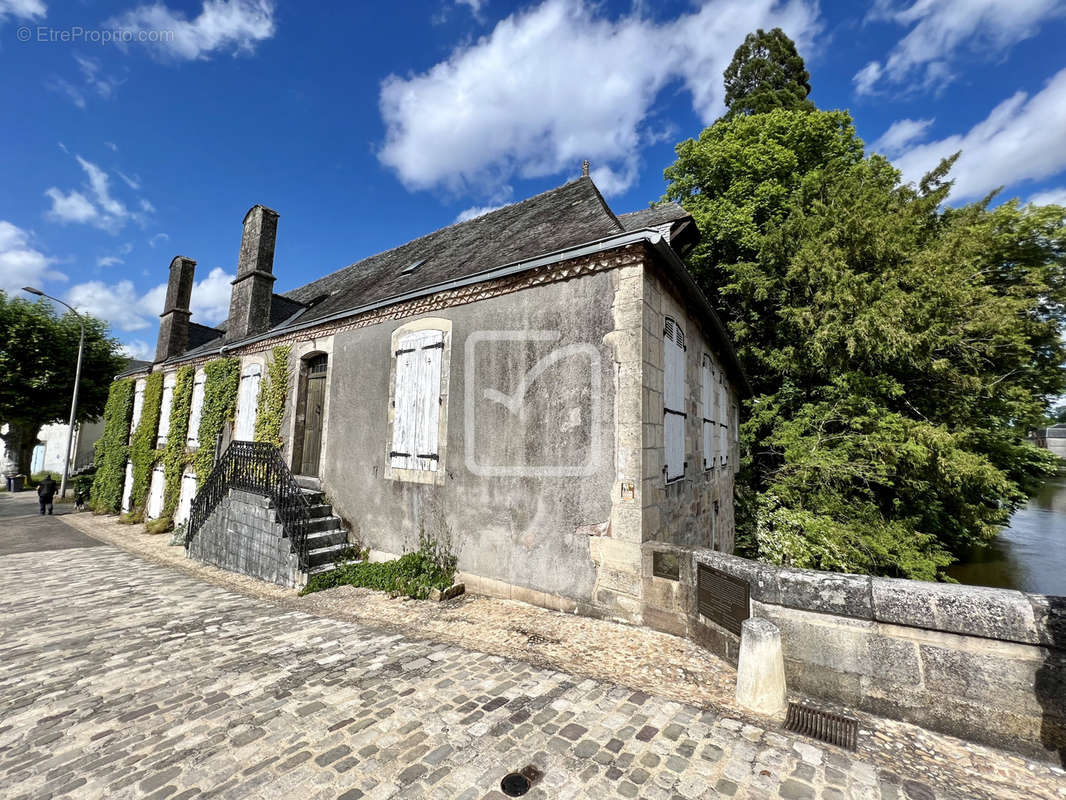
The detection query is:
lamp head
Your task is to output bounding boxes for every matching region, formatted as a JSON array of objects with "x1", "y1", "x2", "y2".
[{"x1": 22, "y1": 286, "x2": 44, "y2": 296}]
